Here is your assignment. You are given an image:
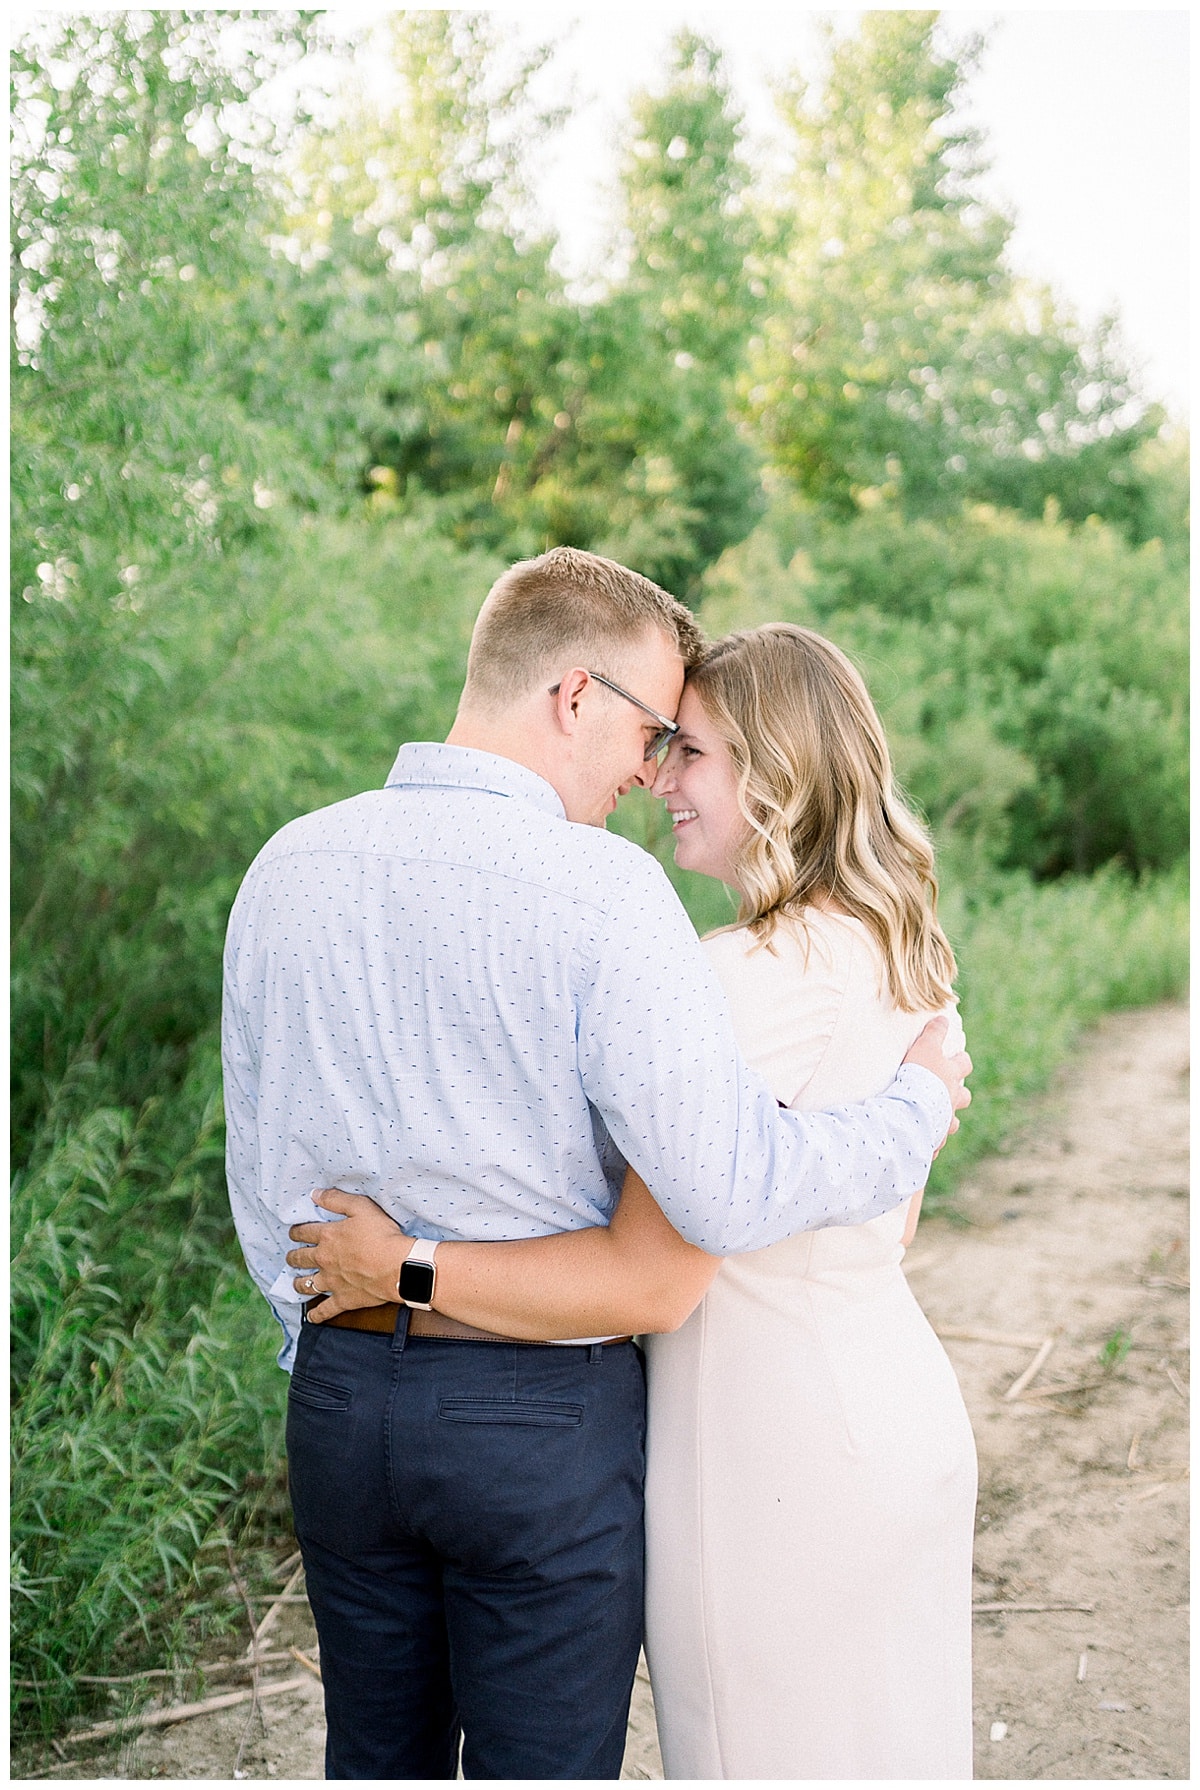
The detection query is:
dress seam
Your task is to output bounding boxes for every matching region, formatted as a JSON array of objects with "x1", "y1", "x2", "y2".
[
  {"x1": 785, "y1": 916, "x2": 857, "y2": 1108},
  {"x1": 693, "y1": 1292, "x2": 730, "y2": 1780}
]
